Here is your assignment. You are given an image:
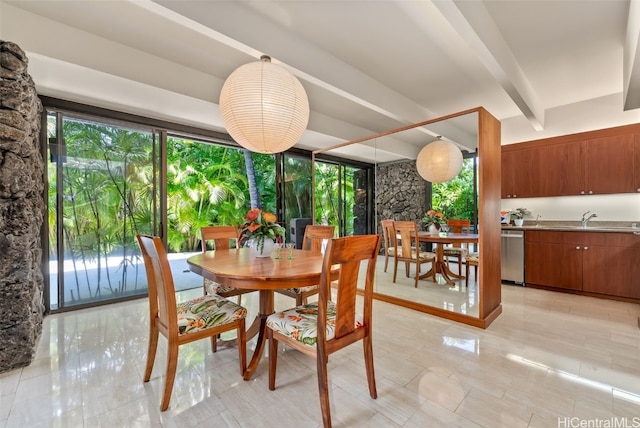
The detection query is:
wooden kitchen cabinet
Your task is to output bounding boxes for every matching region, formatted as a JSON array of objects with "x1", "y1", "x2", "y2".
[
  {"x1": 583, "y1": 133, "x2": 635, "y2": 195},
  {"x1": 581, "y1": 233, "x2": 640, "y2": 299},
  {"x1": 526, "y1": 231, "x2": 583, "y2": 290},
  {"x1": 525, "y1": 230, "x2": 640, "y2": 299},
  {"x1": 502, "y1": 142, "x2": 582, "y2": 198},
  {"x1": 501, "y1": 149, "x2": 532, "y2": 198},
  {"x1": 502, "y1": 124, "x2": 640, "y2": 197}
]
